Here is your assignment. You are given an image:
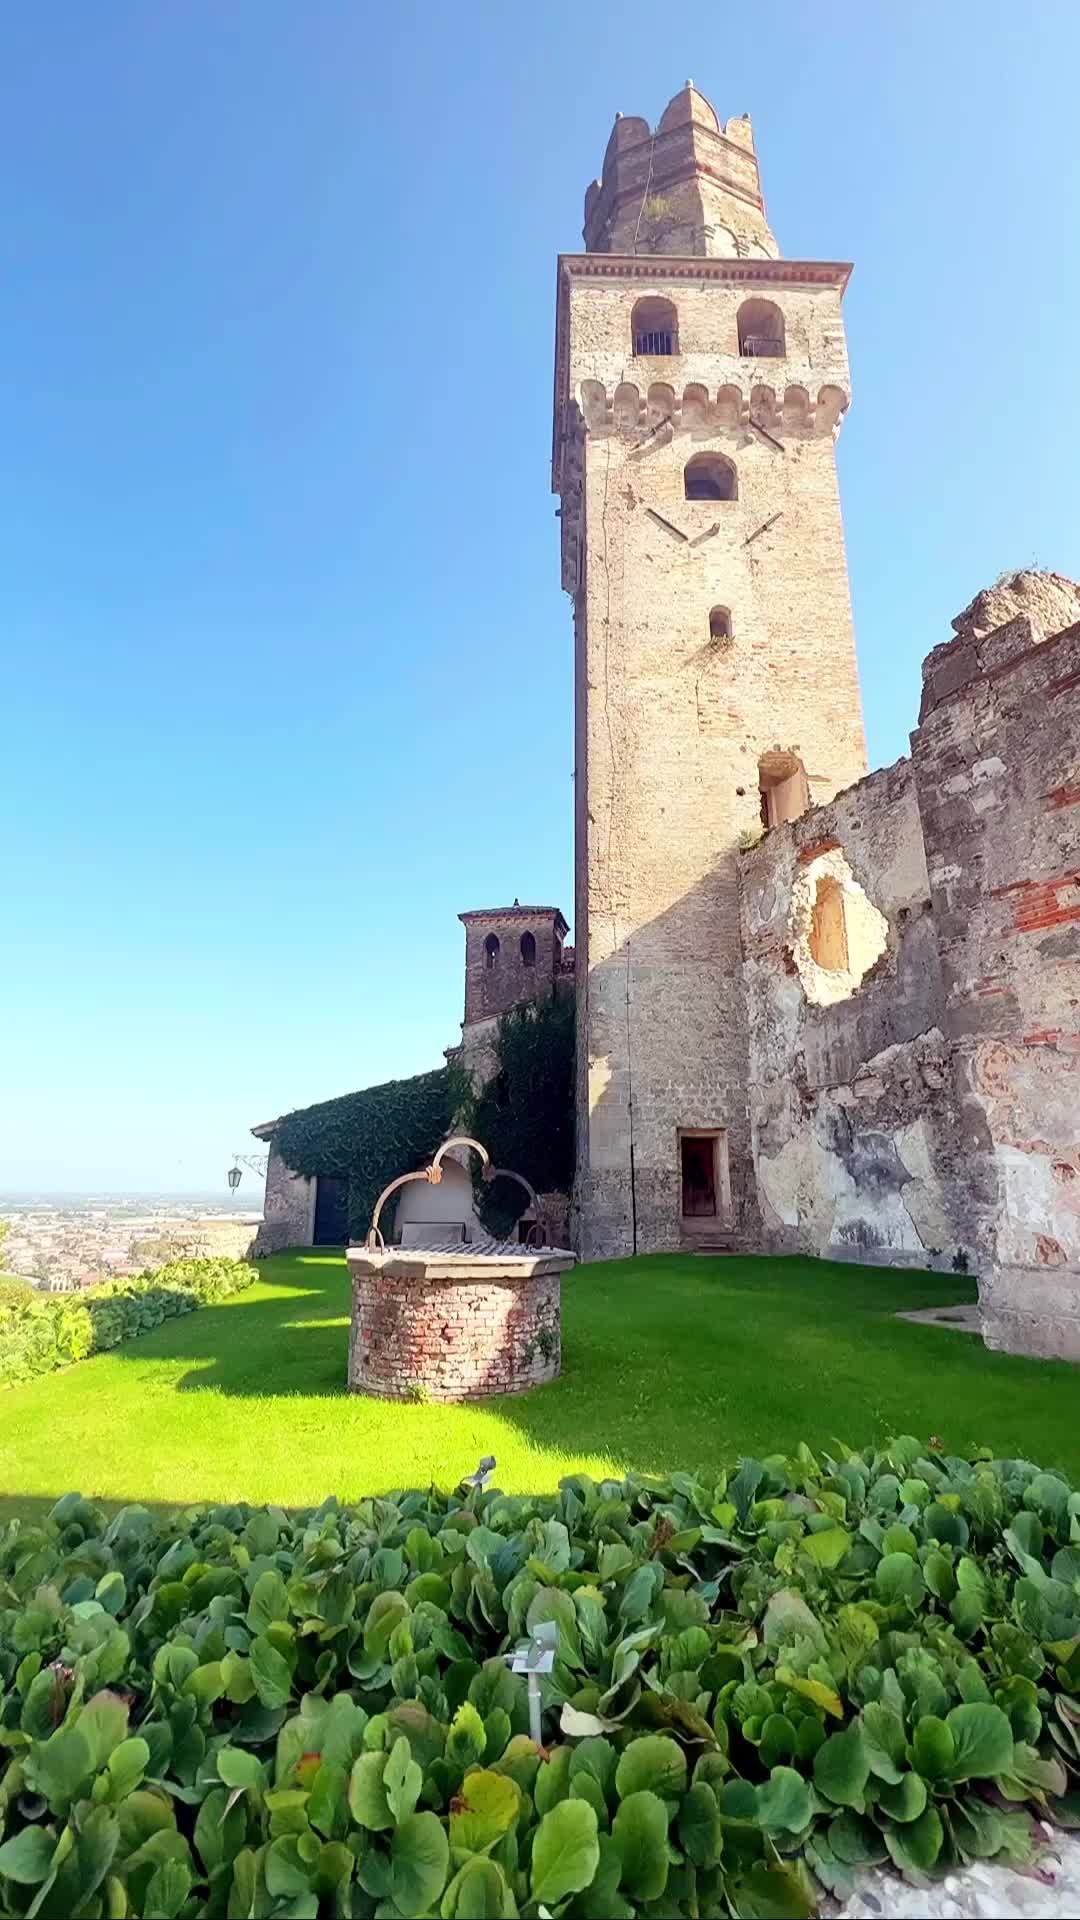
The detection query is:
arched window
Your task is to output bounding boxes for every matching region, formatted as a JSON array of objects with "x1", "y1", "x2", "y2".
[
  {"x1": 685, "y1": 453, "x2": 737, "y2": 502},
  {"x1": 631, "y1": 297, "x2": 678, "y2": 357},
  {"x1": 520, "y1": 931, "x2": 536, "y2": 967},
  {"x1": 737, "y1": 298, "x2": 785, "y2": 358},
  {"x1": 758, "y1": 752, "x2": 809, "y2": 828},
  {"x1": 483, "y1": 933, "x2": 500, "y2": 970},
  {"x1": 709, "y1": 607, "x2": 733, "y2": 643}
]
